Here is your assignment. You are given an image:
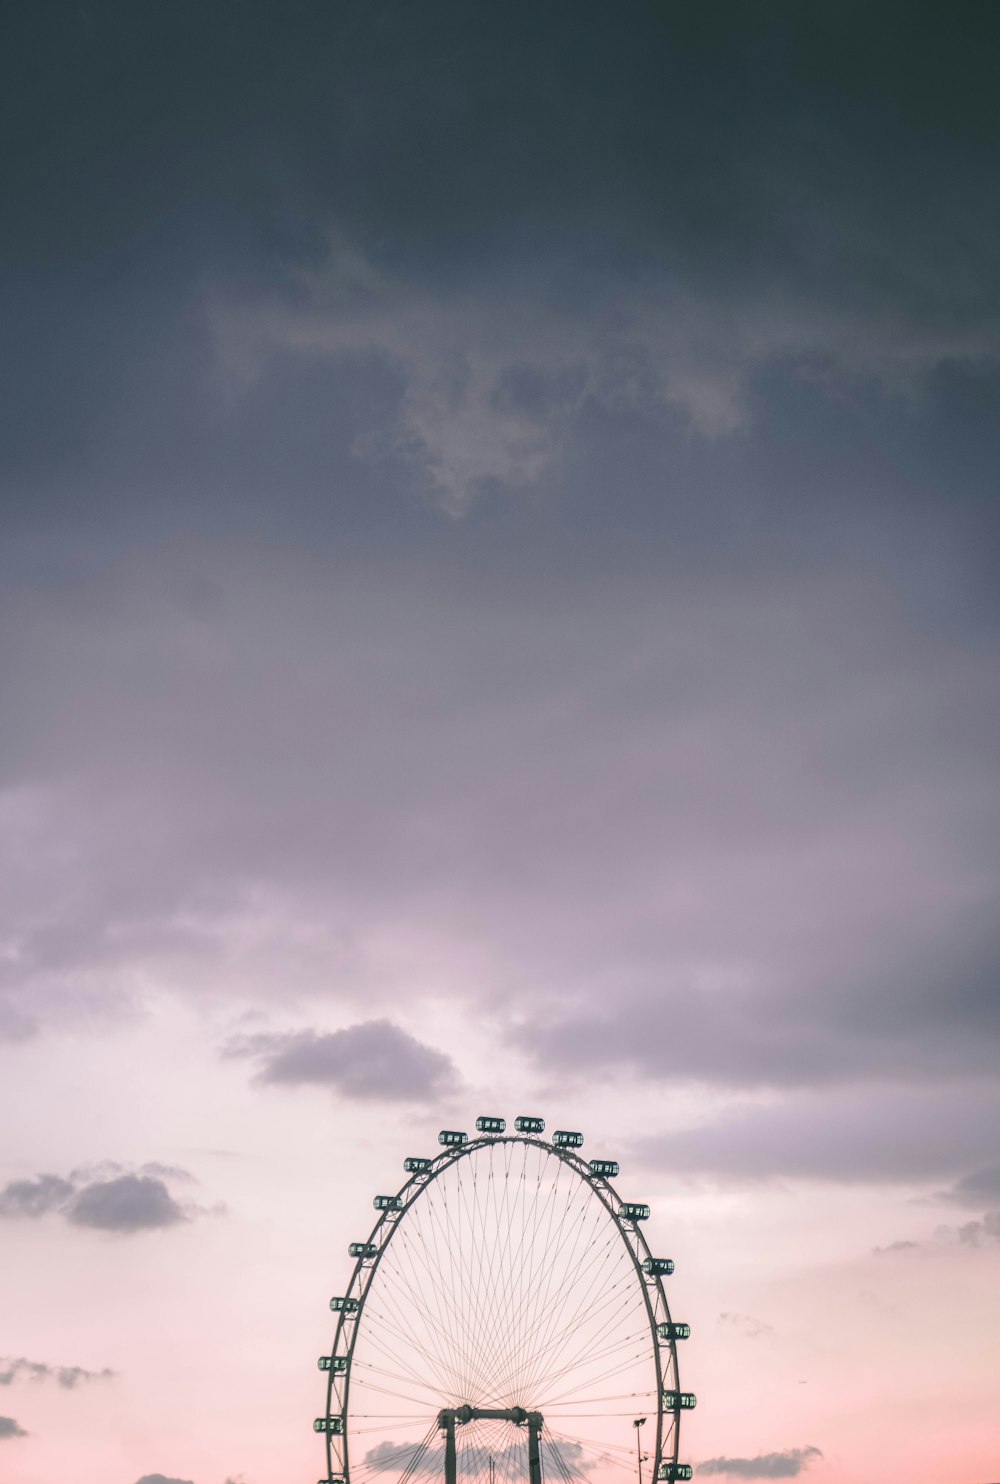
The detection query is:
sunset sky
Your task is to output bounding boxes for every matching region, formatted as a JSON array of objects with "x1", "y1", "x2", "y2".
[{"x1": 2, "y1": 4, "x2": 999, "y2": 1483}]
